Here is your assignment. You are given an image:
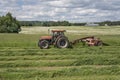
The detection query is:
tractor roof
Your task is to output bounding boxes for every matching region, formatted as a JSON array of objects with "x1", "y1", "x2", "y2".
[{"x1": 51, "y1": 30, "x2": 66, "y2": 32}]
